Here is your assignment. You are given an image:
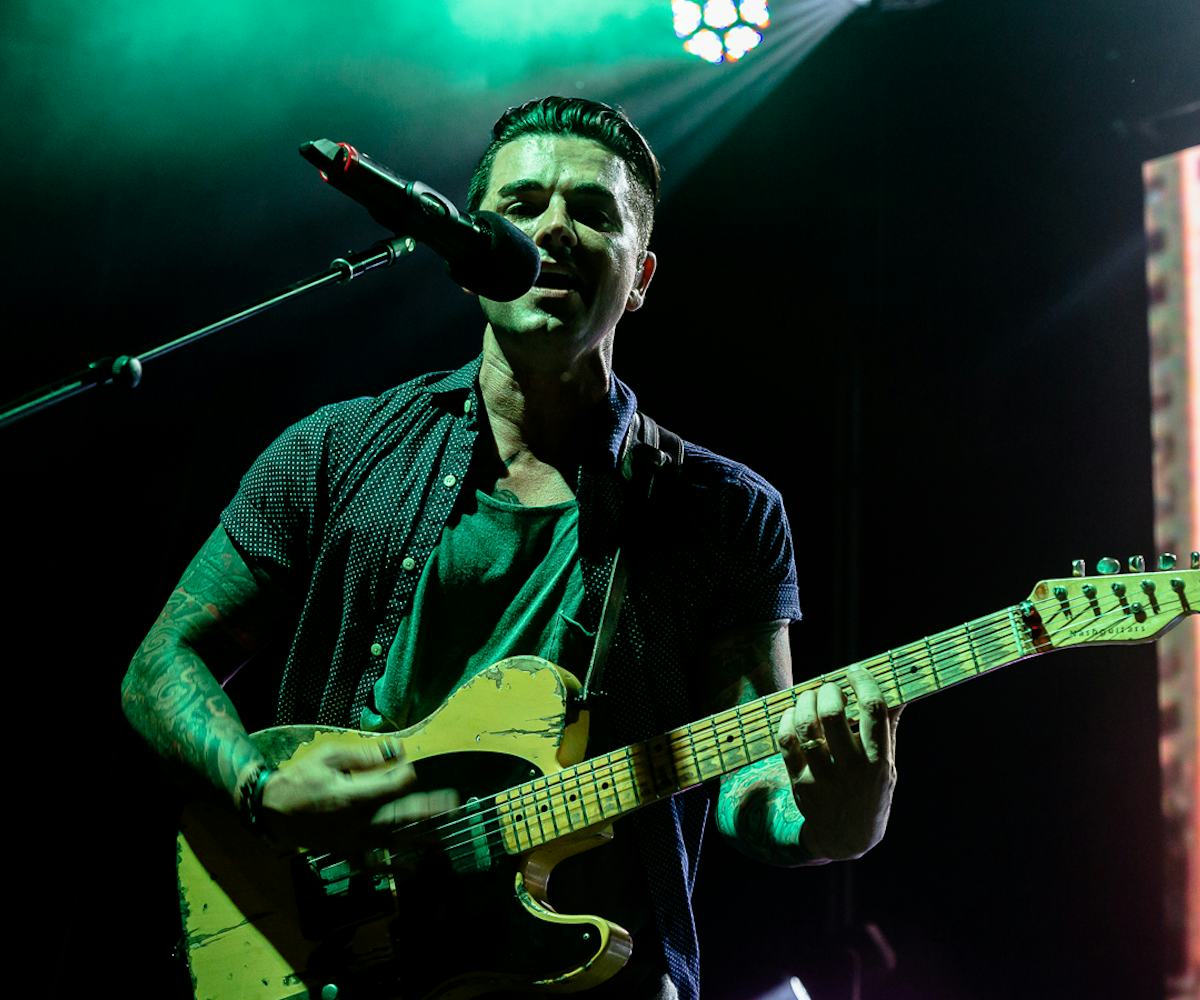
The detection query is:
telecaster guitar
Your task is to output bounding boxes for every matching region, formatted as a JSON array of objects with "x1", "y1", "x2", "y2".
[{"x1": 178, "y1": 561, "x2": 1198, "y2": 999}]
